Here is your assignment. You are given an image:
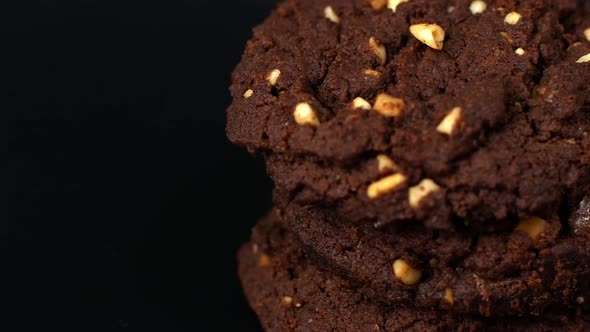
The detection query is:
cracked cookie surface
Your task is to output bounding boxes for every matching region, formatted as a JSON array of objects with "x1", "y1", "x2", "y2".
[
  {"x1": 227, "y1": 0, "x2": 590, "y2": 228},
  {"x1": 239, "y1": 210, "x2": 590, "y2": 331},
  {"x1": 283, "y1": 203, "x2": 590, "y2": 317}
]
